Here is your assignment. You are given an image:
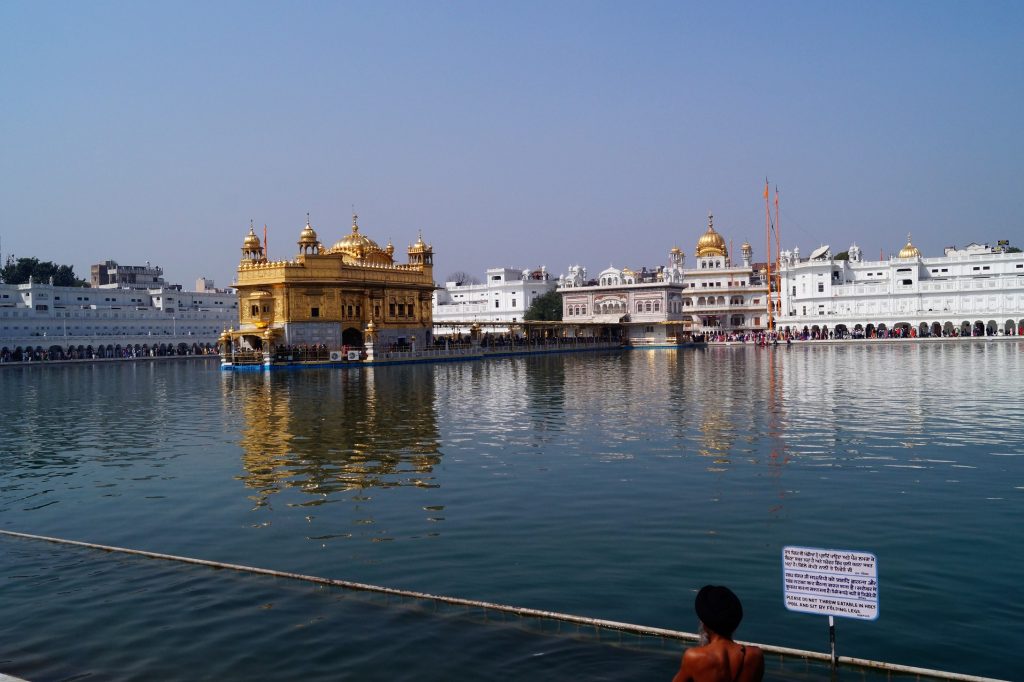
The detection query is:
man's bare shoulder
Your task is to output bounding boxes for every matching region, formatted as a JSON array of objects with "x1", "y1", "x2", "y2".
[
  {"x1": 674, "y1": 645, "x2": 725, "y2": 681},
  {"x1": 737, "y1": 644, "x2": 765, "y2": 682}
]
